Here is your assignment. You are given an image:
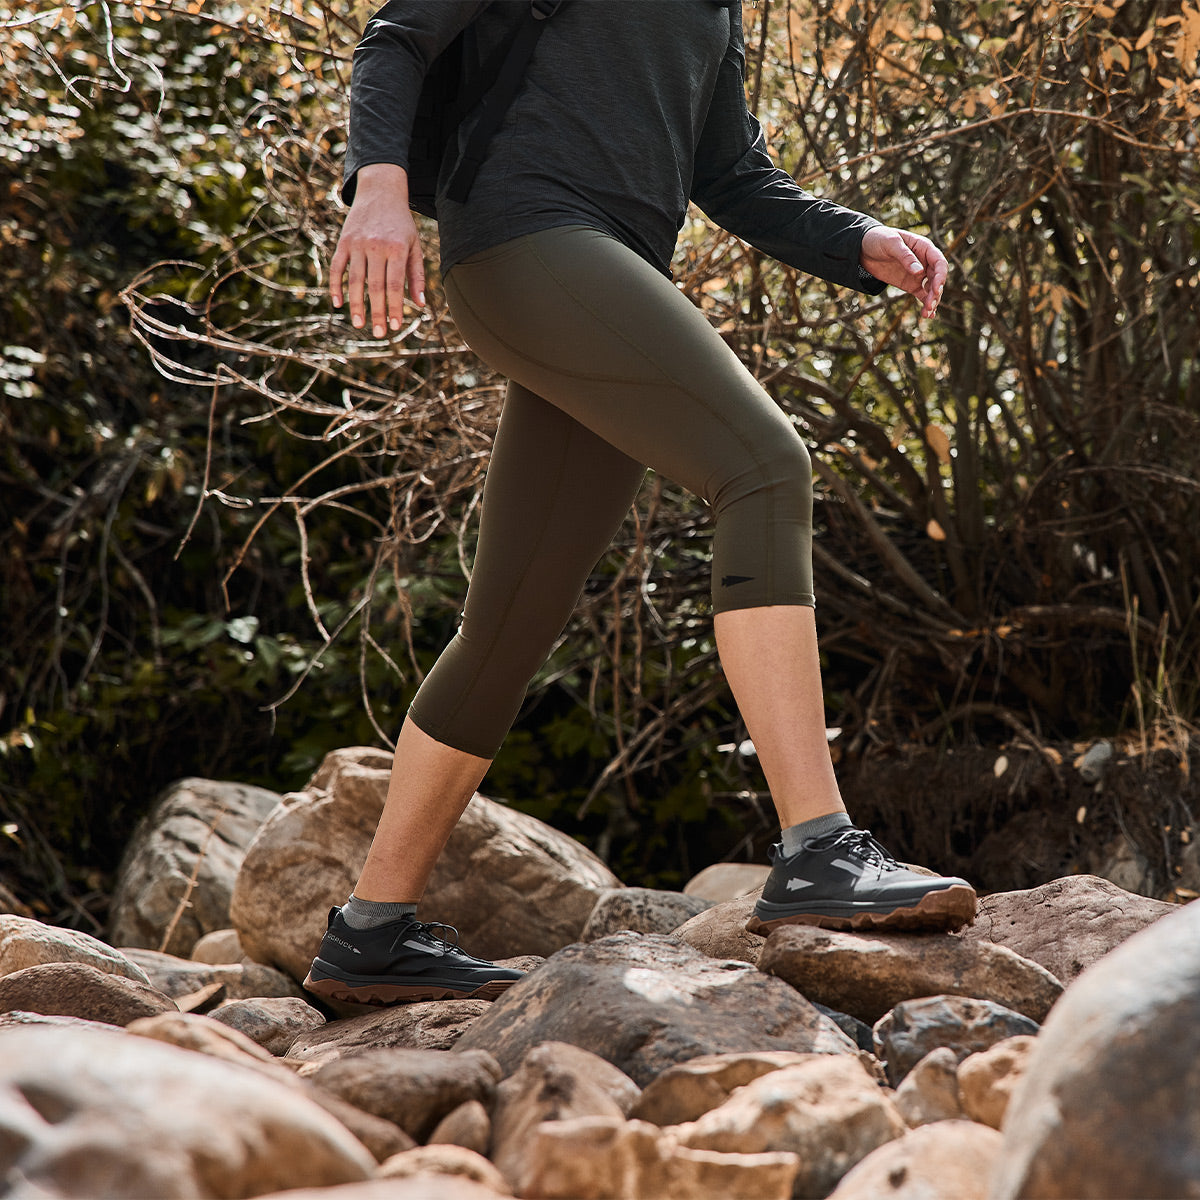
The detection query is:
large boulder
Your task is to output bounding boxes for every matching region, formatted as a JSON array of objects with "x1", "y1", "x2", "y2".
[
  {"x1": 454, "y1": 932, "x2": 857, "y2": 1087},
  {"x1": 757, "y1": 924, "x2": 1061, "y2": 1024},
  {"x1": 230, "y1": 747, "x2": 620, "y2": 982},
  {"x1": 992, "y1": 896, "x2": 1200, "y2": 1199},
  {"x1": 958, "y1": 874, "x2": 1174, "y2": 984},
  {"x1": 0, "y1": 1022, "x2": 375, "y2": 1197},
  {"x1": 109, "y1": 778, "x2": 283, "y2": 957}
]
